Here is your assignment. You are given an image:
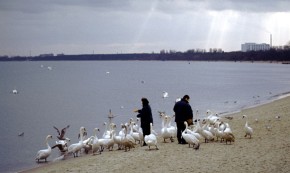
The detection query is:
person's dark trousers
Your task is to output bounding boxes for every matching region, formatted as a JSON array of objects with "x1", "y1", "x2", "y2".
[
  {"x1": 142, "y1": 124, "x2": 150, "y2": 145},
  {"x1": 176, "y1": 121, "x2": 186, "y2": 144}
]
